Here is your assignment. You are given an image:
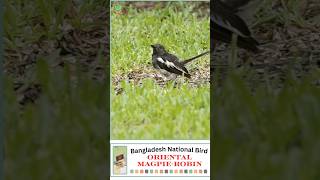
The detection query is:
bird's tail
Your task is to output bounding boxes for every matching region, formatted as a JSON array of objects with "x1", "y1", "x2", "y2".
[{"x1": 181, "y1": 51, "x2": 210, "y2": 65}]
